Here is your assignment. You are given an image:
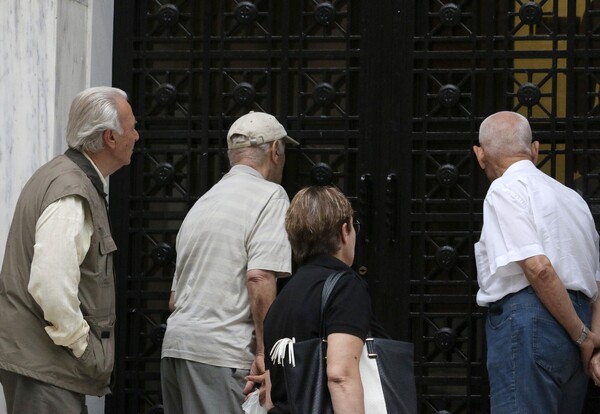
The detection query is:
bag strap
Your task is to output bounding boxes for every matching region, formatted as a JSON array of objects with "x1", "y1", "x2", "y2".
[
  {"x1": 319, "y1": 271, "x2": 347, "y2": 337},
  {"x1": 269, "y1": 270, "x2": 348, "y2": 367}
]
